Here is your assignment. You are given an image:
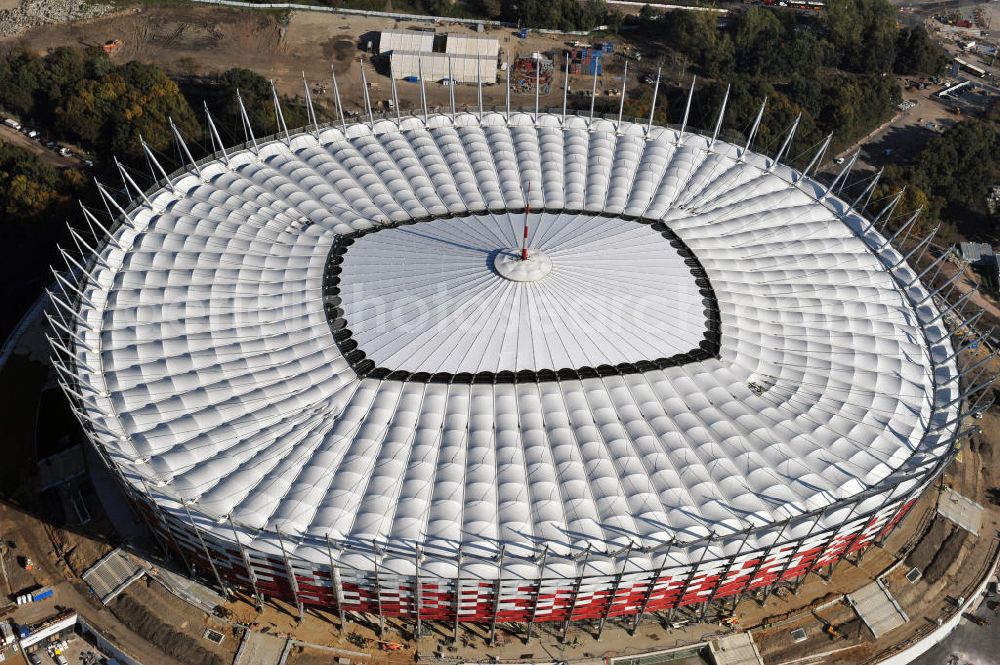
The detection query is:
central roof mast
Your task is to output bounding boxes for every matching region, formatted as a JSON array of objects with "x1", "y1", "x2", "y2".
[{"x1": 522, "y1": 183, "x2": 531, "y2": 261}]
